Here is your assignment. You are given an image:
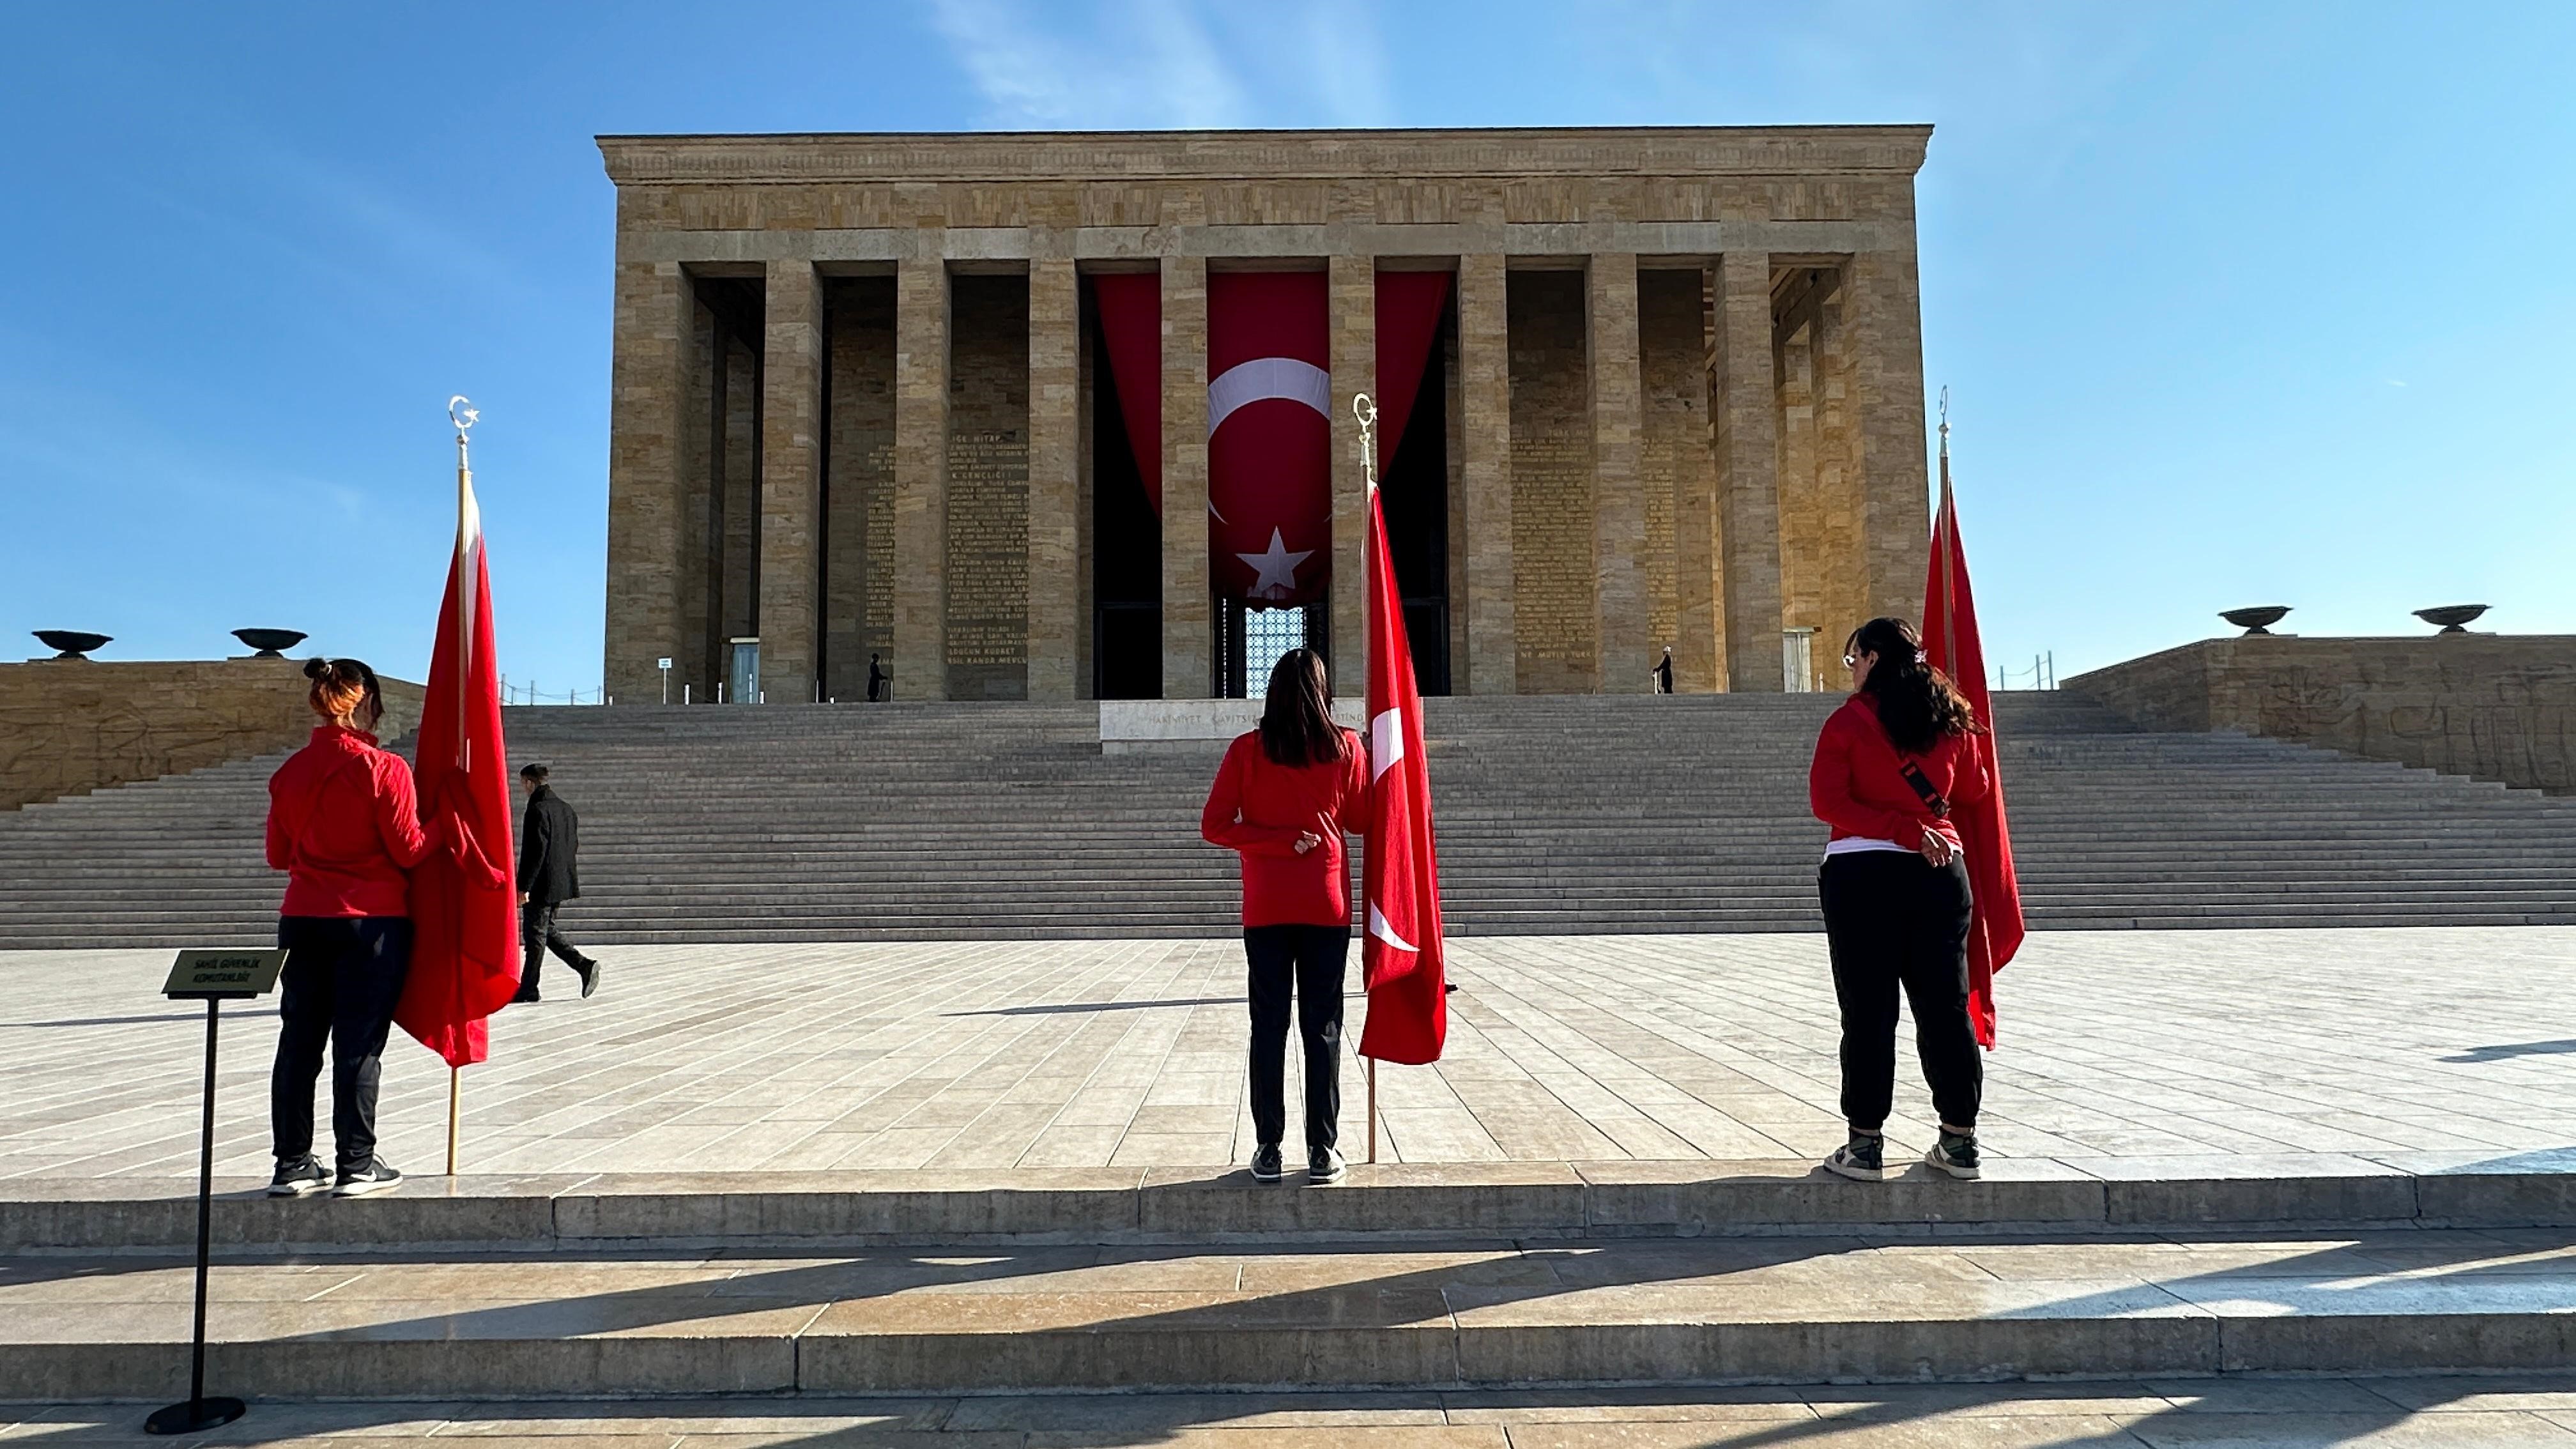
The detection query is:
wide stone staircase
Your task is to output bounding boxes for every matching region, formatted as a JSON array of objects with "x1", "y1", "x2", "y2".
[{"x1": 1, "y1": 692, "x2": 2570, "y2": 947}]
